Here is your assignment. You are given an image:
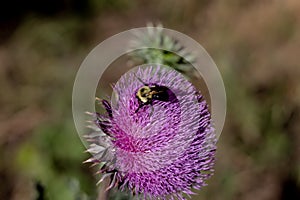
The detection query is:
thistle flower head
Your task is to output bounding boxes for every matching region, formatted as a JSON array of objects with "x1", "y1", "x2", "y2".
[{"x1": 85, "y1": 65, "x2": 216, "y2": 199}]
